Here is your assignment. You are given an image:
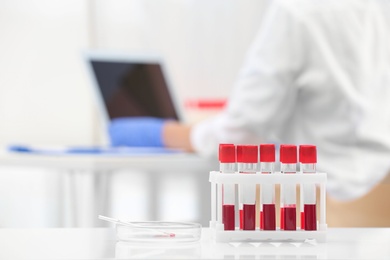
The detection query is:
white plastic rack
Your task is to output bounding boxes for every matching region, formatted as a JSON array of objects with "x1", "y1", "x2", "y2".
[{"x1": 209, "y1": 171, "x2": 327, "y2": 243}]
